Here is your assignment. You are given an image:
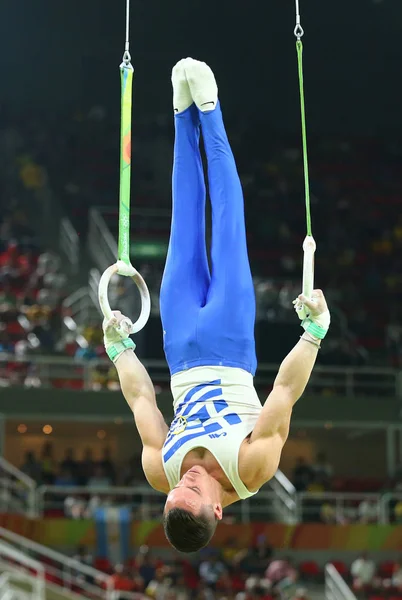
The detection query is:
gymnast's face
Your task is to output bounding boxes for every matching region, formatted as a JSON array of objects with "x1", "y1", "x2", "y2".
[{"x1": 164, "y1": 466, "x2": 223, "y2": 519}]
